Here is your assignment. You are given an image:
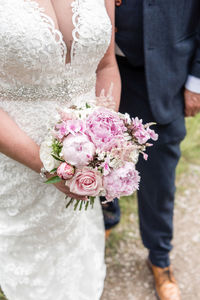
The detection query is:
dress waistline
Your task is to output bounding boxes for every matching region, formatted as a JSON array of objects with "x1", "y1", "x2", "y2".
[{"x1": 0, "y1": 76, "x2": 96, "y2": 102}]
